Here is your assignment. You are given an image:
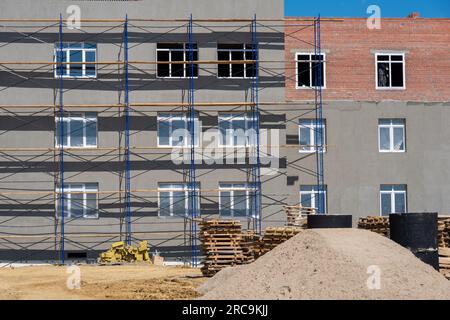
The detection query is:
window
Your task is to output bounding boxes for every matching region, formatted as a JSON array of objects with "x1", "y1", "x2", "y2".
[
  {"x1": 54, "y1": 43, "x2": 97, "y2": 78},
  {"x1": 156, "y1": 43, "x2": 198, "y2": 78},
  {"x1": 217, "y1": 44, "x2": 255, "y2": 78},
  {"x1": 378, "y1": 119, "x2": 405, "y2": 152},
  {"x1": 300, "y1": 185, "x2": 327, "y2": 214},
  {"x1": 219, "y1": 183, "x2": 255, "y2": 218},
  {"x1": 380, "y1": 185, "x2": 407, "y2": 216},
  {"x1": 157, "y1": 113, "x2": 199, "y2": 147},
  {"x1": 299, "y1": 119, "x2": 326, "y2": 153},
  {"x1": 158, "y1": 183, "x2": 200, "y2": 217},
  {"x1": 56, "y1": 183, "x2": 98, "y2": 219},
  {"x1": 296, "y1": 53, "x2": 325, "y2": 88},
  {"x1": 375, "y1": 53, "x2": 405, "y2": 89},
  {"x1": 55, "y1": 112, "x2": 97, "y2": 148},
  {"x1": 218, "y1": 113, "x2": 256, "y2": 147}
]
